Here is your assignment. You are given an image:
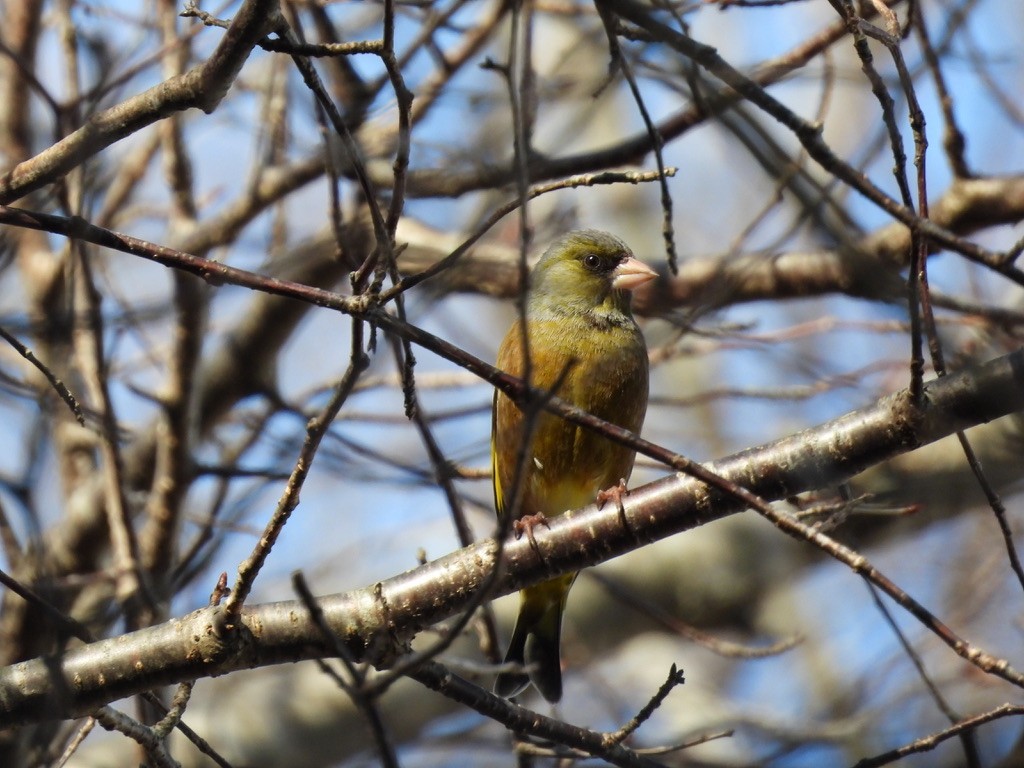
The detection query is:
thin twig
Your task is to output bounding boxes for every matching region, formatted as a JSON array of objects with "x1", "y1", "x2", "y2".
[
  {"x1": 223, "y1": 318, "x2": 369, "y2": 619},
  {"x1": 850, "y1": 704, "x2": 1024, "y2": 768},
  {"x1": 863, "y1": 579, "x2": 979, "y2": 767},
  {"x1": 293, "y1": 572, "x2": 399, "y2": 768},
  {"x1": 0, "y1": 325, "x2": 84, "y2": 425}
]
